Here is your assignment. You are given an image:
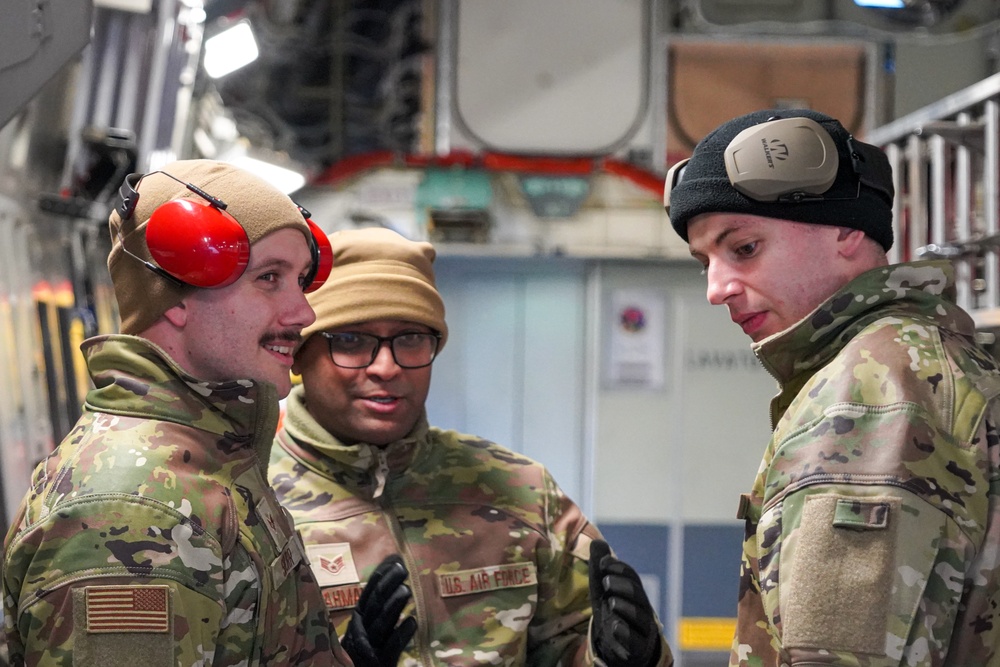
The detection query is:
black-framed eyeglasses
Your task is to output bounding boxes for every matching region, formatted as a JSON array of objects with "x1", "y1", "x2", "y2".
[{"x1": 321, "y1": 331, "x2": 442, "y2": 369}]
